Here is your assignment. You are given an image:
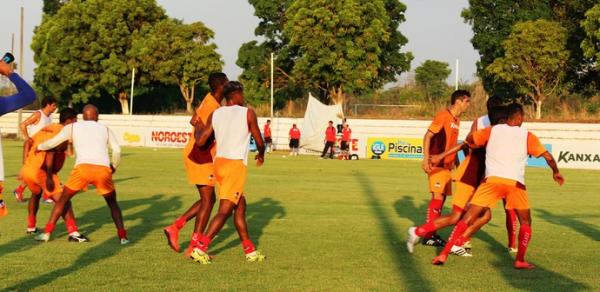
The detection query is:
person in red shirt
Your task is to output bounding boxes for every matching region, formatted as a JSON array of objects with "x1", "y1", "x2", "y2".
[
  {"x1": 263, "y1": 120, "x2": 272, "y2": 153},
  {"x1": 289, "y1": 124, "x2": 301, "y2": 156},
  {"x1": 340, "y1": 123, "x2": 352, "y2": 160},
  {"x1": 321, "y1": 121, "x2": 337, "y2": 159}
]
